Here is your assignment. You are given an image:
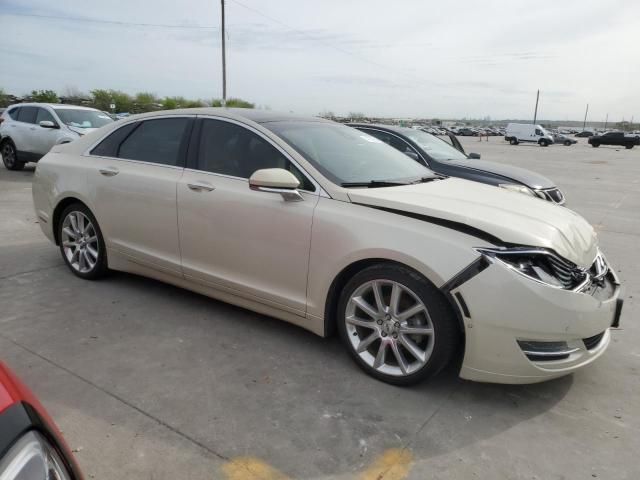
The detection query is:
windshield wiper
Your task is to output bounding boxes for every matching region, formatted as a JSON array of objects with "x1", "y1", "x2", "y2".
[
  {"x1": 340, "y1": 180, "x2": 411, "y2": 188},
  {"x1": 410, "y1": 175, "x2": 447, "y2": 184}
]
